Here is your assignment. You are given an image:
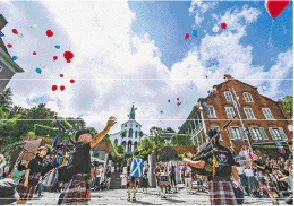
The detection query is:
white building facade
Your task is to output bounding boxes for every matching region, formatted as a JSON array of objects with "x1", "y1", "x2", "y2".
[{"x1": 110, "y1": 105, "x2": 149, "y2": 153}]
